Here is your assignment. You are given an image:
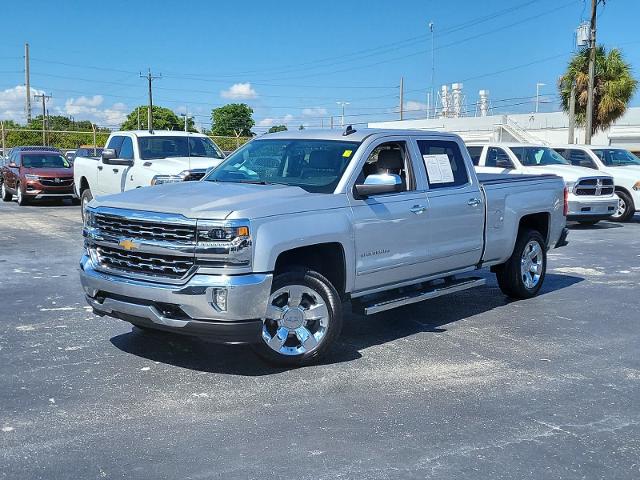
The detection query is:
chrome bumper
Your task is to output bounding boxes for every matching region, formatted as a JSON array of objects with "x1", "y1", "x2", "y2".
[
  {"x1": 567, "y1": 194, "x2": 618, "y2": 219},
  {"x1": 80, "y1": 255, "x2": 272, "y2": 338}
]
